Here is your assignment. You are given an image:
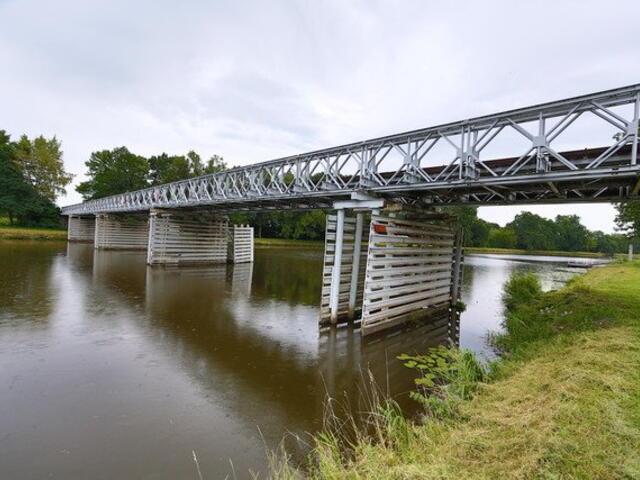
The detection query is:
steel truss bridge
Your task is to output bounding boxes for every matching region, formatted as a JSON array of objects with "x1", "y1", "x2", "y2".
[{"x1": 61, "y1": 84, "x2": 640, "y2": 216}]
